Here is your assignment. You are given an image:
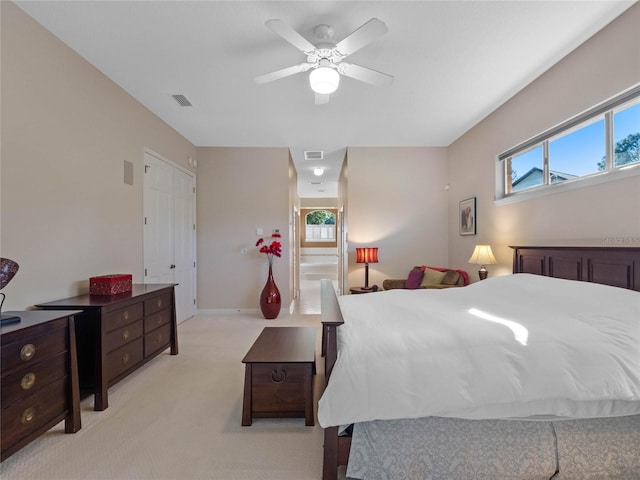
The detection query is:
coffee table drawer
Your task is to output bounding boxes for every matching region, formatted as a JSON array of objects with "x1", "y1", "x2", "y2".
[
  {"x1": 251, "y1": 363, "x2": 307, "y2": 413},
  {"x1": 241, "y1": 327, "x2": 315, "y2": 426}
]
